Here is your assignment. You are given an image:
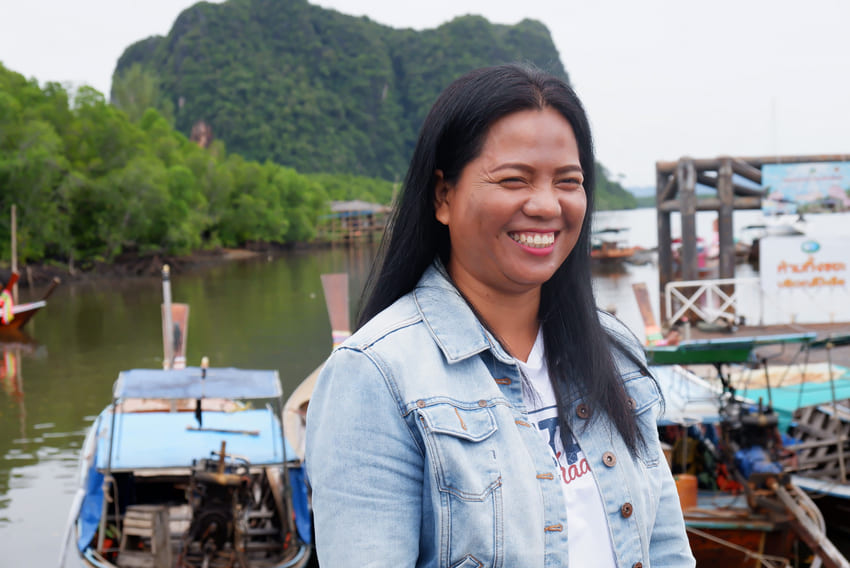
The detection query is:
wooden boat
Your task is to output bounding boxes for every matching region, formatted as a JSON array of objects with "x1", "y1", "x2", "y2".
[
  {"x1": 0, "y1": 273, "x2": 60, "y2": 333},
  {"x1": 60, "y1": 267, "x2": 311, "y2": 568},
  {"x1": 590, "y1": 227, "x2": 641, "y2": 263},
  {"x1": 283, "y1": 273, "x2": 350, "y2": 463},
  {"x1": 648, "y1": 334, "x2": 850, "y2": 567}
]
